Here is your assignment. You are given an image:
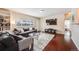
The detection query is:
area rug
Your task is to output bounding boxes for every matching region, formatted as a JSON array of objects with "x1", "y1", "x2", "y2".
[{"x1": 34, "y1": 33, "x2": 55, "y2": 51}]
